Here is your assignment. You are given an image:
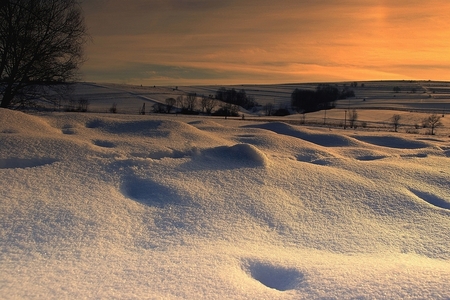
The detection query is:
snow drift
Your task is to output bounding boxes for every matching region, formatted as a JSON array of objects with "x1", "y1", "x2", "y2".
[{"x1": 1, "y1": 108, "x2": 449, "y2": 299}]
